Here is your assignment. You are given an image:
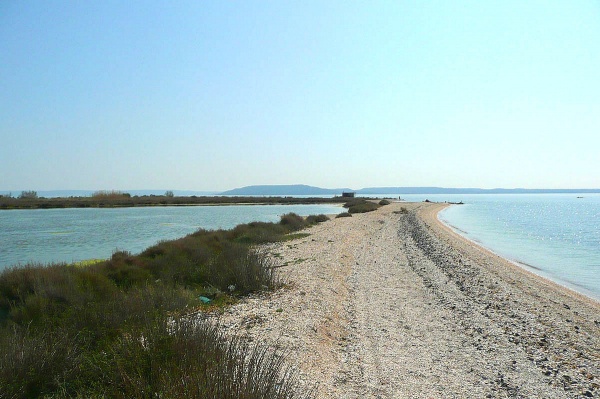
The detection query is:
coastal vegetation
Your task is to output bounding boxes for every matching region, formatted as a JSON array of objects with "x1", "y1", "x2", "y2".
[
  {"x1": 344, "y1": 198, "x2": 382, "y2": 214},
  {"x1": 305, "y1": 214, "x2": 329, "y2": 224},
  {"x1": 91, "y1": 189, "x2": 132, "y2": 198},
  {"x1": 0, "y1": 213, "x2": 327, "y2": 398},
  {"x1": 0, "y1": 194, "x2": 348, "y2": 210},
  {"x1": 18, "y1": 190, "x2": 38, "y2": 199}
]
